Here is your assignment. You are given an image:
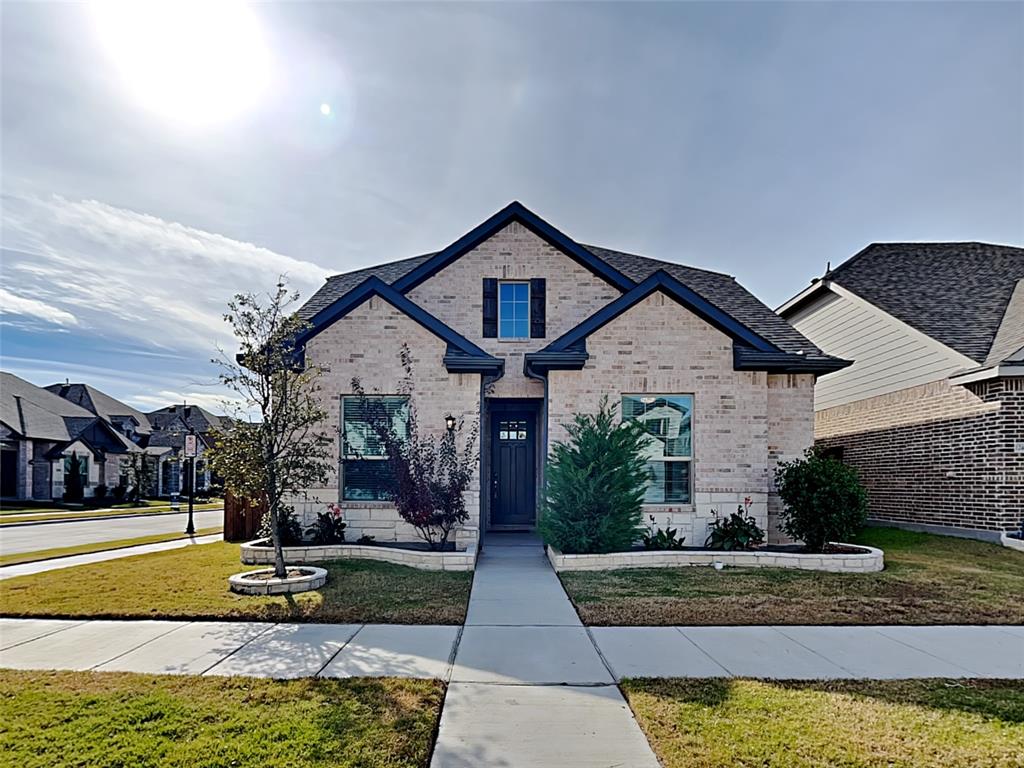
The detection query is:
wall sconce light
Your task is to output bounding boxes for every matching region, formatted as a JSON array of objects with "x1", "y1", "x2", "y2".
[{"x1": 445, "y1": 414, "x2": 457, "y2": 432}]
